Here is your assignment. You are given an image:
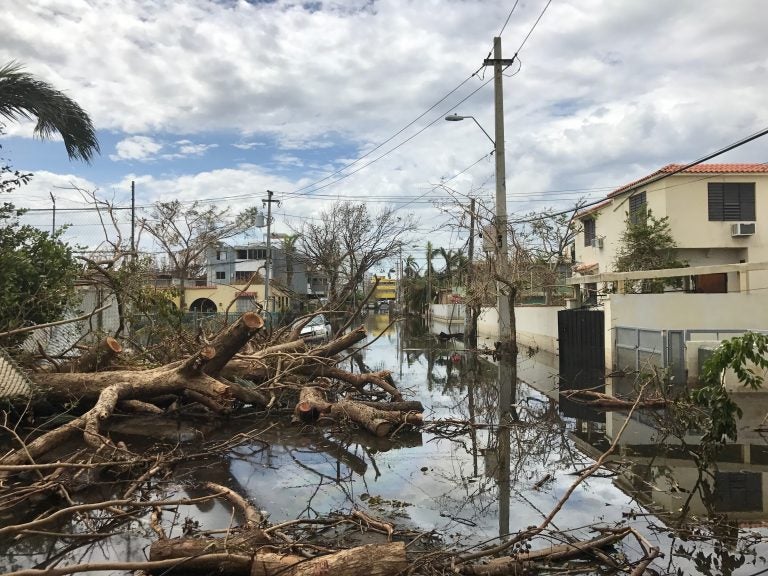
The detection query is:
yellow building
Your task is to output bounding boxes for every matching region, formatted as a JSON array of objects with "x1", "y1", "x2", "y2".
[
  {"x1": 371, "y1": 275, "x2": 397, "y2": 301},
  {"x1": 170, "y1": 283, "x2": 292, "y2": 314}
]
